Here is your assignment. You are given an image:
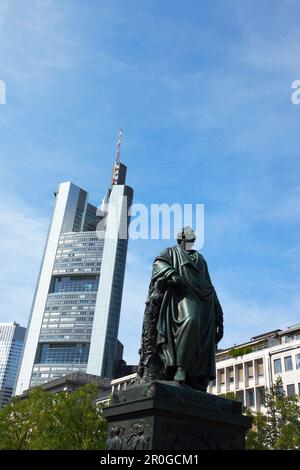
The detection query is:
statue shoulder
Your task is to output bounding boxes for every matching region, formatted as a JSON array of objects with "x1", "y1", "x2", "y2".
[
  {"x1": 153, "y1": 246, "x2": 176, "y2": 263},
  {"x1": 159, "y1": 246, "x2": 176, "y2": 256},
  {"x1": 196, "y1": 252, "x2": 208, "y2": 266}
]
